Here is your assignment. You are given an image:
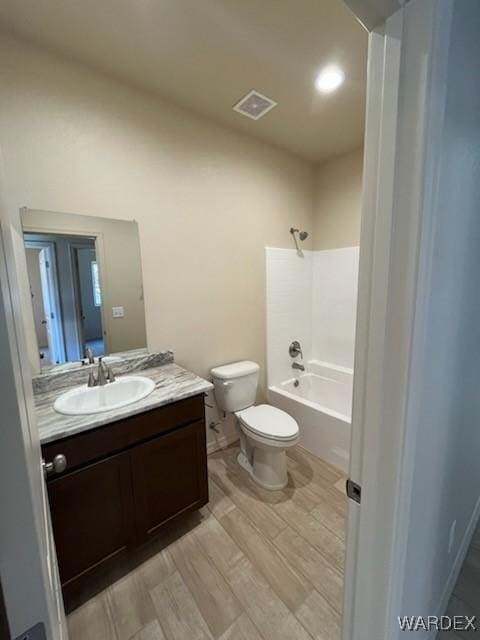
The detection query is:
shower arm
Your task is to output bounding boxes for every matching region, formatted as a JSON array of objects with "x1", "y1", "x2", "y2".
[{"x1": 290, "y1": 227, "x2": 300, "y2": 252}]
